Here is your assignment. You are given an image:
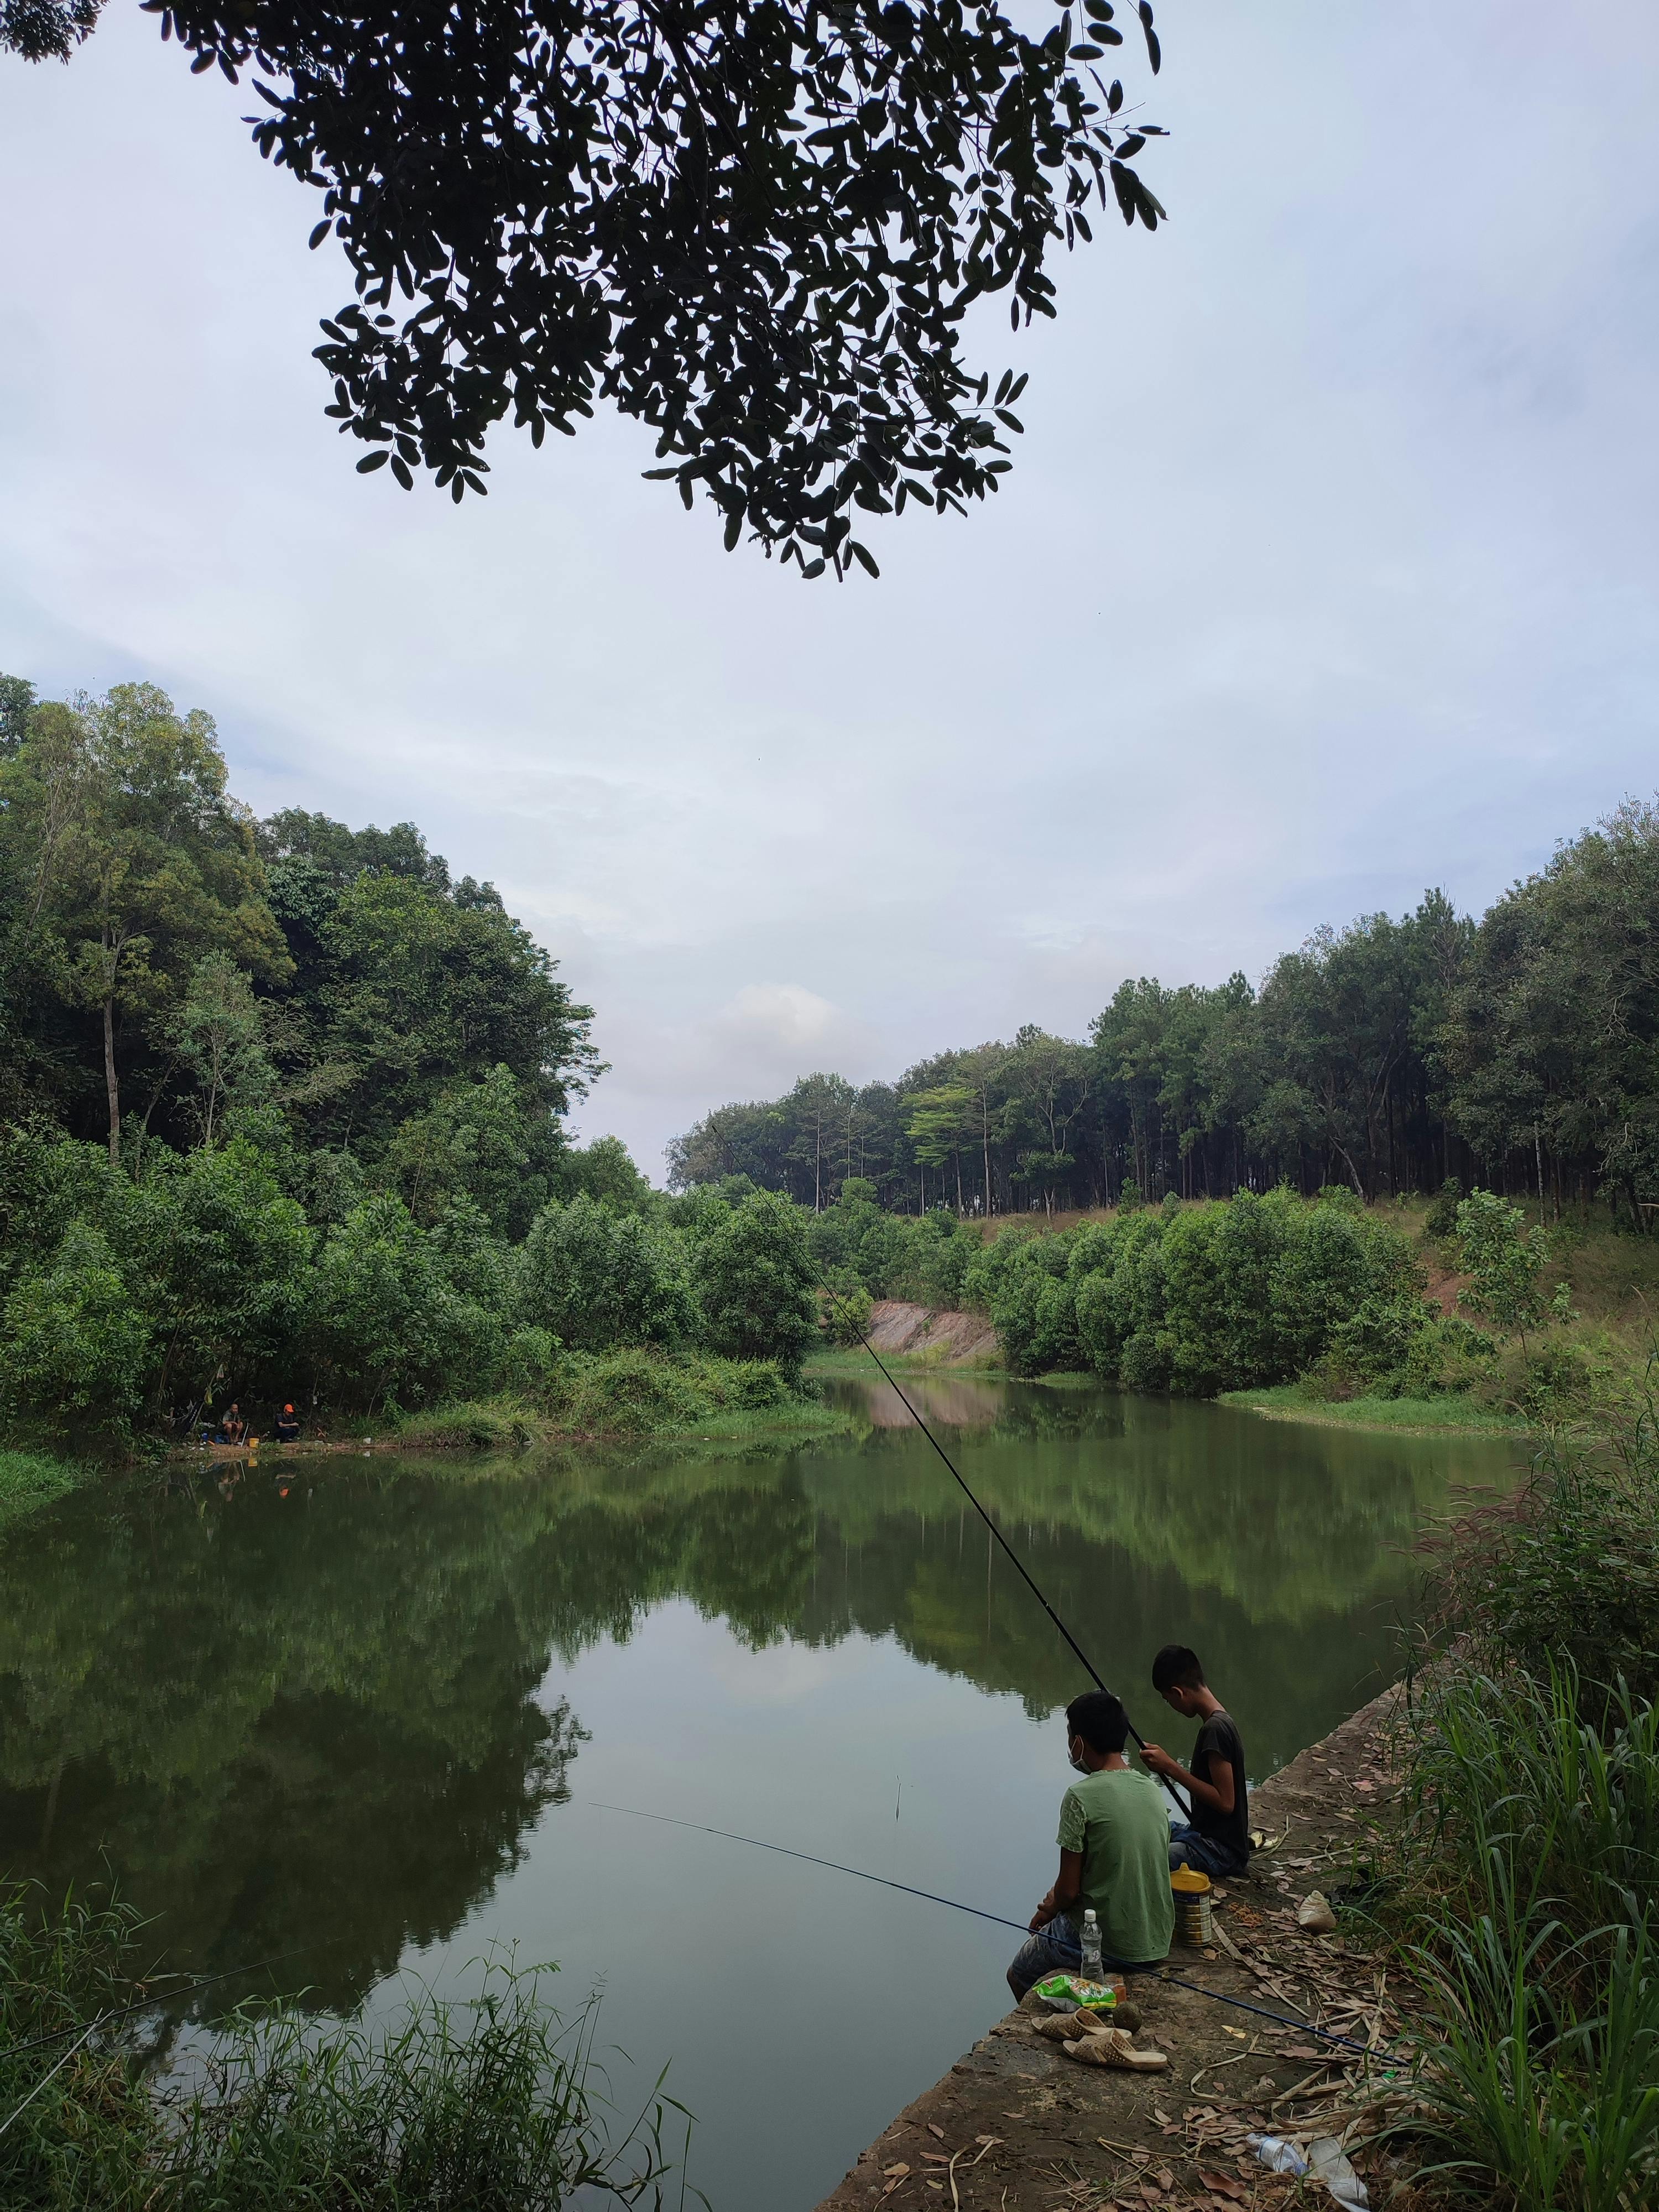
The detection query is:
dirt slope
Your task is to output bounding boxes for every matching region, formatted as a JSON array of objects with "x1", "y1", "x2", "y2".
[{"x1": 866, "y1": 1301, "x2": 1000, "y2": 1365}]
